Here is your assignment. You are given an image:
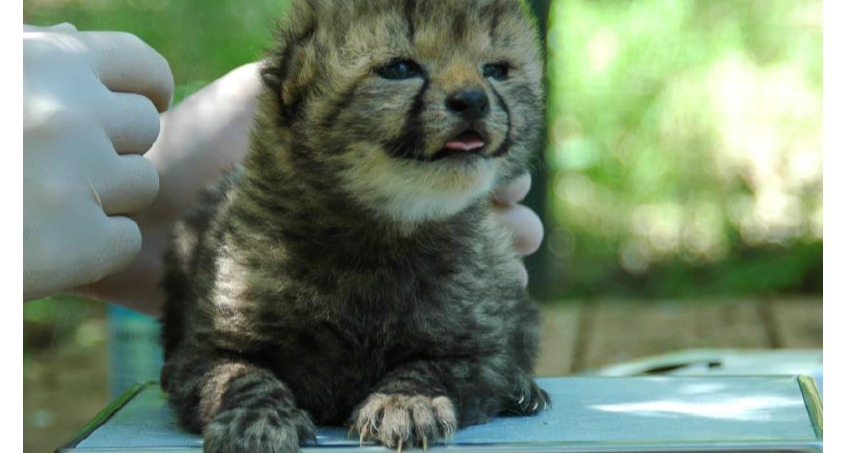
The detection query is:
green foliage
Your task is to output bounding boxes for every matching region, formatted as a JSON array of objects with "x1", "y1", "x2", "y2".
[
  {"x1": 544, "y1": 0, "x2": 822, "y2": 299},
  {"x1": 23, "y1": 295, "x2": 103, "y2": 359}
]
